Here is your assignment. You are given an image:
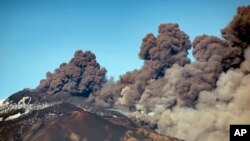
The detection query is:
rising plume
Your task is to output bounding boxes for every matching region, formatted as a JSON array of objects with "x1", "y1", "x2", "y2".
[
  {"x1": 94, "y1": 23, "x2": 191, "y2": 108},
  {"x1": 92, "y1": 5, "x2": 250, "y2": 141},
  {"x1": 37, "y1": 50, "x2": 107, "y2": 97}
]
